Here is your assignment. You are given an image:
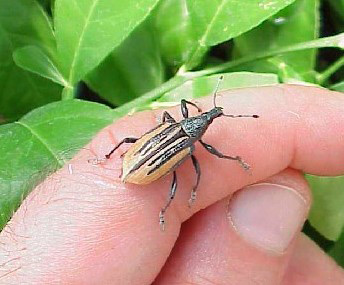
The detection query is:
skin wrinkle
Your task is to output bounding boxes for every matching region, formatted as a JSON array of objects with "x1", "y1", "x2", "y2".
[
  {"x1": 0, "y1": 266, "x2": 22, "y2": 282},
  {"x1": 0, "y1": 230, "x2": 28, "y2": 282},
  {"x1": 0, "y1": 232, "x2": 23, "y2": 282},
  {"x1": 0, "y1": 257, "x2": 20, "y2": 268},
  {"x1": 2, "y1": 225, "x2": 21, "y2": 242},
  {"x1": 0, "y1": 258, "x2": 22, "y2": 284}
]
